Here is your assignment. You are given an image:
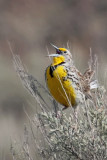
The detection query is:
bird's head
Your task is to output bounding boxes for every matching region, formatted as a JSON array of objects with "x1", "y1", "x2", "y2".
[{"x1": 49, "y1": 44, "x2": 72, "y2": 65}]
